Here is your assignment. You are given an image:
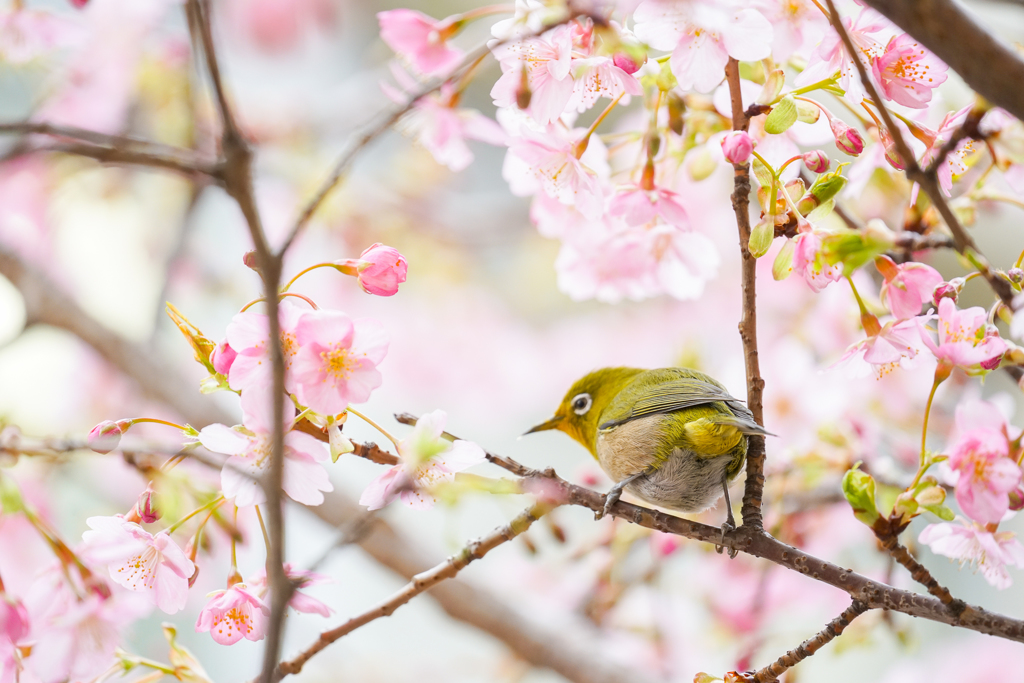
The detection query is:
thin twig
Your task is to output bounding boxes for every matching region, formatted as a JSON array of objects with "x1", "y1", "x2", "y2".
[
  {"x1": 824, "y1": 0, "x2": 1016, "y2": 309},
  {"x1": 277, "y1": 504, "x2": 550, "y2": 679},
  {"x1": 747, "y1": 600, "x2": 870, "y2": 682},
  {"x1": 893, "y1": 232, "x2": 956, "y2": 251},
  {"x1": 724, "y1": 57, "x2": 768, "y2": 529}
]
